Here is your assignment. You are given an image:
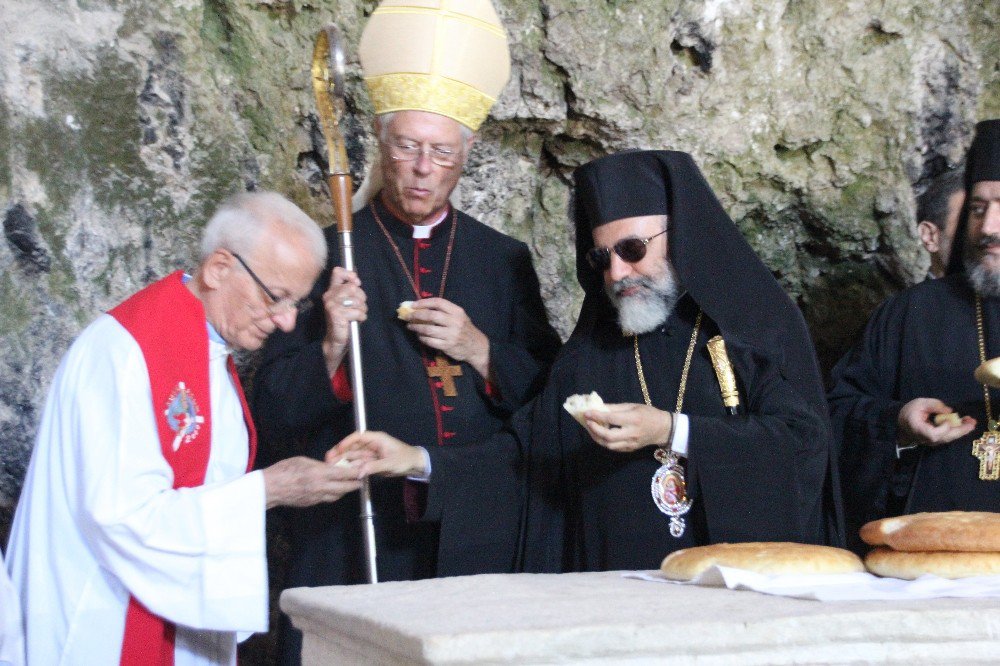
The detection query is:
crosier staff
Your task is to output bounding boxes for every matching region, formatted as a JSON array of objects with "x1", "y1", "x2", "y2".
[{"x1": 311, "y1": 24, "x2": 378, "y2": 584}]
